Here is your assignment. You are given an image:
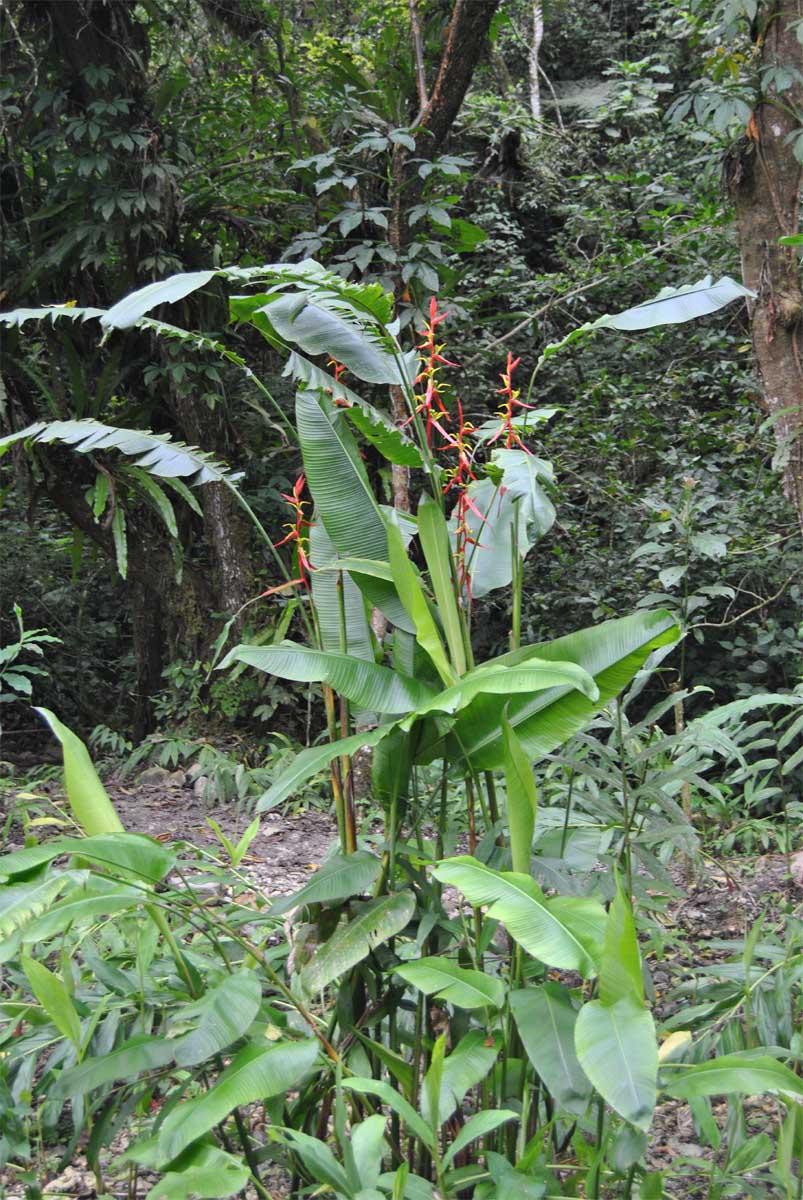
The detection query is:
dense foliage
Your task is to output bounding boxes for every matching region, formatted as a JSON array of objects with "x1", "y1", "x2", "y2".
[{"x1": 0, "y1": 1, "x2": 802, "y2": 1197}]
